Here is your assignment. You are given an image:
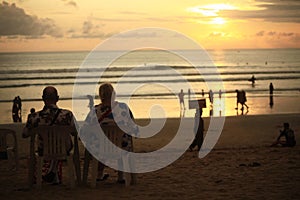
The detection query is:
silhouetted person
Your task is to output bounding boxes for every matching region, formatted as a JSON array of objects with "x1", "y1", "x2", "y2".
[
  {"x1": 249, "y1": 75, "x2": 256, "y2": 86},
  {"x1": 208, "y1": 90, "x2": 214, "y2": 105},
  {"x1": 26, "y1": 108, "x2": 35, "y2": 121},
  {"x1": 269, "y1": 95, "x2": 274, "y2": 108},
  {"x1": 16, "y1": 96, "x2": 22, "y2": 122},
  {"x1": 87, "y1": 95, "x2": 94, "y2": 111},
  {"x1": 12, "y1": 97, "x2": 19, "y2": 122},
  {"x1": 189, "y1": 108, "x2": 204, "y2": 151},
  {"x1": 269, "y1": 83, "x2": 274, "y2": 95},
  {"x1": 178, "y1": 89, "x2": 185, "y2": 110},
  {"x1": 219, "y1": 89, "x2": 222, "y2": 99},
  {"x1": 201, "y1": 89, "x2": 204, "y2": 97},
  {"x1": 271, "y1": 123, "x2": 296, "y2": 147},
  {"x1": 235, "y1": 90, "x2": 249, "y2": 111}
]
